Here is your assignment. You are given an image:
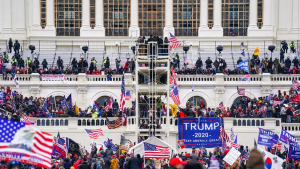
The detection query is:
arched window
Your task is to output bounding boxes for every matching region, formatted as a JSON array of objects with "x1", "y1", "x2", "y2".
[
  {"x1": 233, "y1": 96, "x2": 249, "y2": 106},
  {"x1": 238, "y1": 120, "x2": 241, "y2": 126},
  {"x1": 233, "y1": 119, "x2": 237, "y2": 126},
  {"x1": 188, "y1": 96, "x2": 207, "y2": 108},
  {"x1": 96, "y1": 96, "x2": 111, "y2": 107}
]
